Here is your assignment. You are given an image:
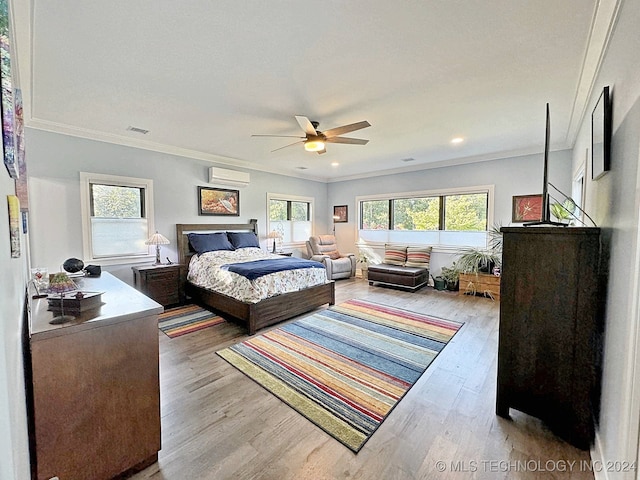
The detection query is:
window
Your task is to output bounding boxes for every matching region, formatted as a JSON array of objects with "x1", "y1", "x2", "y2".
[
  {"x1": 267, "y1": 193, "x2": 313, "y2": 245},
  {"x1": 357, "y1": 186, "x2": 493, "y2": 249},
  {"x1": 443, "y1": 193, "x2": 488, "y2": 231},
  {"x1": 80, "y1": 172, "x2": 156, "y2": 264}
]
